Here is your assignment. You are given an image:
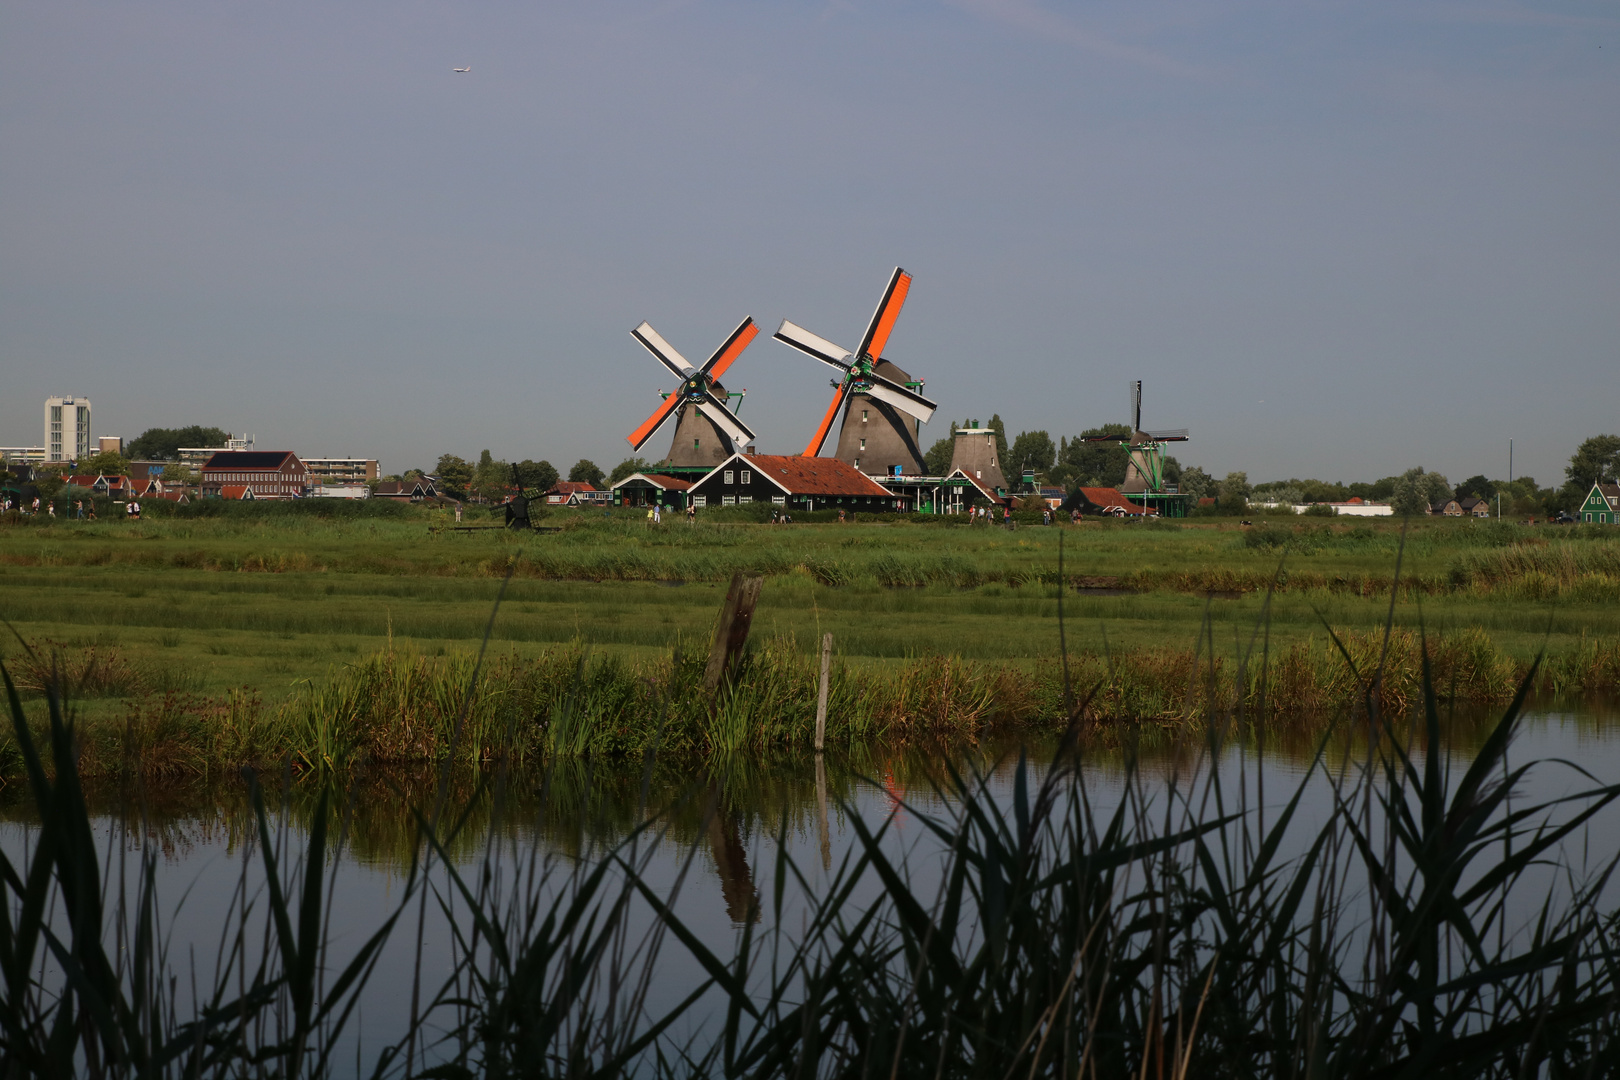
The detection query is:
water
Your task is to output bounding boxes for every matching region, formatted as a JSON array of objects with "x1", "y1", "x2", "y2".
[{"x1": 5, "y1": 696, "x2": 1620, "y2": 1069}]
